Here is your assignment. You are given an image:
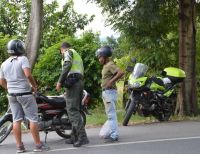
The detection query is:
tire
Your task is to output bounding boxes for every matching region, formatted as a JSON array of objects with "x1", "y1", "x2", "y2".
[
  {"x1": 153, "y1": 104, "x2": 172, "y2": 122},
  {"x1": 0, "y1": 115, "x2": 13, "y2": 144},
  {"x1": 123, "y1": 100, "x2": 135, "y2": 126},
  {"x1": 56, "y1": 111, "x2": 86, "y2": 139}
]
